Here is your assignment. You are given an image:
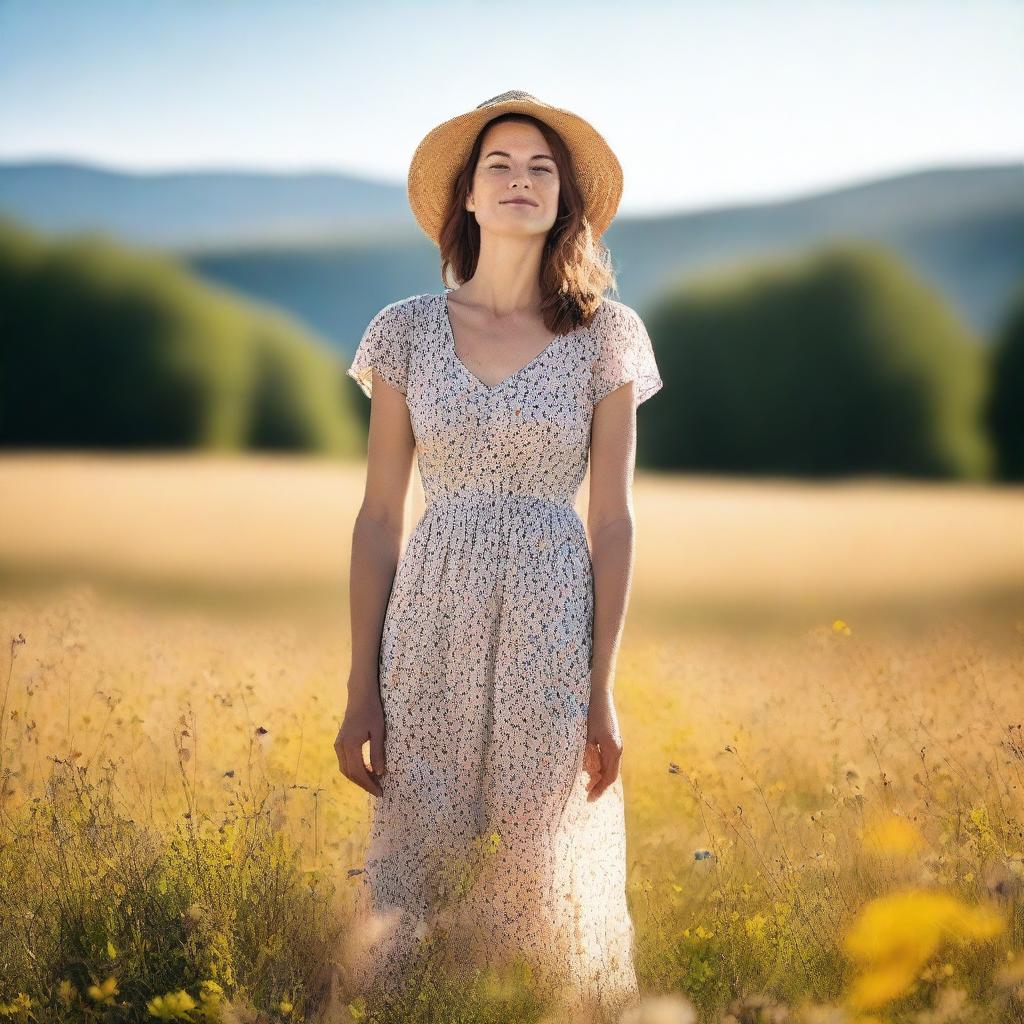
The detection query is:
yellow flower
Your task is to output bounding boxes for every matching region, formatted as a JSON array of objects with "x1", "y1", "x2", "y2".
[
  {"x1": 147, "y1": 990, "x2": 197, "y2": 1020},
  {"x1": 87, "y1": 977, "x2": 119, "y2": 1005},
  {"x1": 843, "y1": 889, "x2": 1004, "y2": 1009},
  {"x1": 862, "y1": 814, "x2": 926, "y2": 856},
  {"x1": 849, "y1": 959, "x2": 920, "y2": 1007},
  {"x1": 199, "y1": 980, "x2": 225, "y2": 1013}
]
